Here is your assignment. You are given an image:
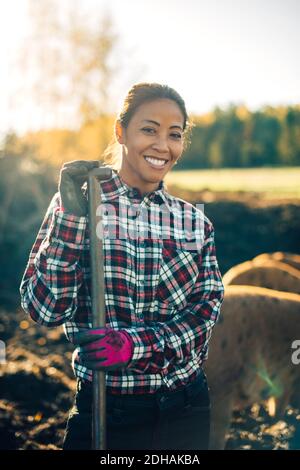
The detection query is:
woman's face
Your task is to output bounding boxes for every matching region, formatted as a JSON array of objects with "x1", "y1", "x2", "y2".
[{"x1": 116, "y1": 98, "x2": 184, "y2": 195}]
